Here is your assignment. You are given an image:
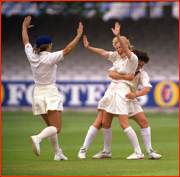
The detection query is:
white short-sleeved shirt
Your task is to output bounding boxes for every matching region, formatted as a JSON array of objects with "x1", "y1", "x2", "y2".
[
  {"x1": 130, "y1": 68, "x2": 152, "y2": 93},
  {"x1": 25, "y1": 43, "x2": 64, "y2": 85},
  {"x1": 108, "y1": 51, "x2": 138, "y2": 86},
  {"x1": 128, "y1": 68, "x2": 152, "y2": 117}
]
